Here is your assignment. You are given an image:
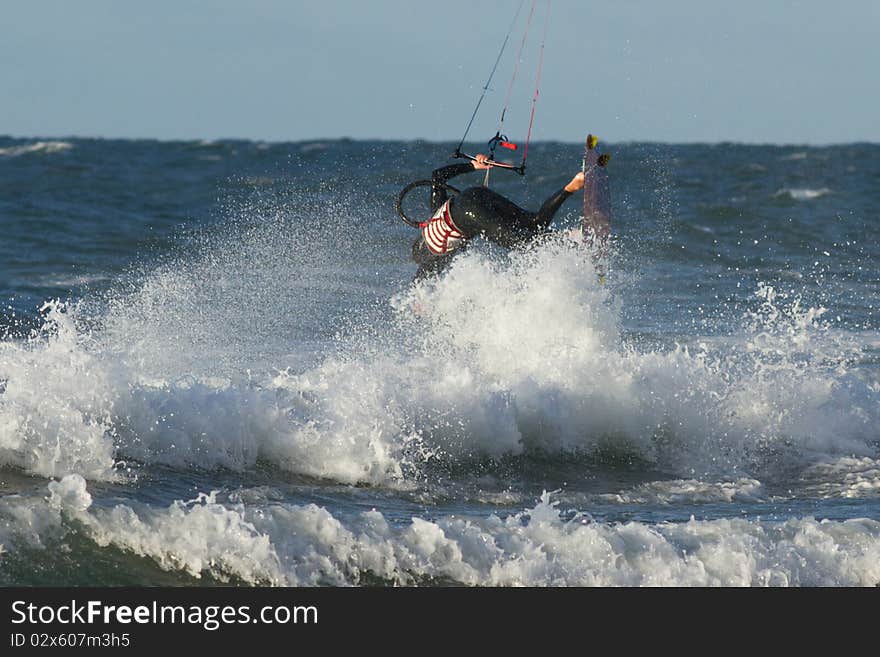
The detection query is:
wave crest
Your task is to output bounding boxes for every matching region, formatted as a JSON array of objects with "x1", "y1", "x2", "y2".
[
  {"x1": 4, "y1": 477, "x2": 879, "y2": 586},
  {"x1": 0, "y1": 141, "x2": 73, "y2": 157}
]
